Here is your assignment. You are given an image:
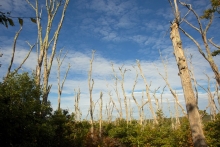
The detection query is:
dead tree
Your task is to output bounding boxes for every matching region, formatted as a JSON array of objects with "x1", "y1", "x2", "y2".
[
  {"x1": 111, "y1": 63, "x2": 123, "y2": 120},
  {"x1": 74, "y1": 88, "x2": 81, "y2": 122},
  {"x1": 56, "y1": 49, "x2": 70, "y2": 110},
  {"x1": 198, "y1": 74, "x2": 218, "y2": 120},
  {"x1": 98, "y1": 91, "x2": 103, "y2": 138},
  {"x1": 106, "y1": 84, "x2": 121, "y2": 121},
  {"x1": 88, "y1": 50, "x2": 95, "y2": 139},
  {"x1": 131, "y1": 66, "x2": 149, "y2": 125},
  {"x1": 178, "y1": 1, "x2": 220, "y2": 87},
  {"x1": 136, "y1": 60, "x2": 158, "y2": 124},
  {"x1": 169, "y1": 0, "x2": 207, "y2": 146},
  {"x1": 119, "y1": 65, "x2": 130, "y2": 126},
  {"x1": 26, "y1": 0, "x2": 70, "y2": 103},
  {"x1": 155, "y1": 53, "x2": 187, "y2": 116}
]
